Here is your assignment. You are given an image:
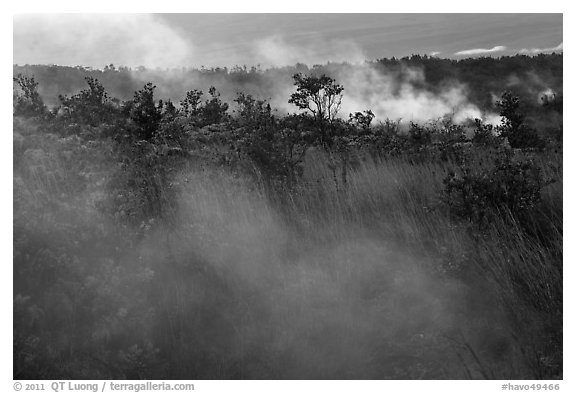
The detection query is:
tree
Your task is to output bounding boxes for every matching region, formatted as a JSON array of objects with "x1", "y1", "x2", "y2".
[
  {"x1": 289, "y1": 73, "x2": 344, "y2": 123},
  {"x1": 179, "y1": 87, "x2": 229, "y2": 127},
  {"x1": 128, "y1": 83, "x2": 163, "y2": 140},
  {"x1": 497, "y1": 91, "x2": 524, "y2": 134},
  {"x1": 202, "y1": 86, "x2": 229, "y2": 125},
  {"x1": 496, "y1": 91, "x2": 543, "y2": 149},
  {"x1": 349, "y1": 110, "x2": 375, "y2": 131},
  {"x1": 58, "y1": 77, "x2": 118, "y2": 126},
  {"x1": 180, "y1": 89, "x2": 203, "y2": 118},
  {"x1": 13, "y1": 74, "x2": 46, "y2": 117},
  {"x1": 233, "y1": 92, "x2": 272, "y2": 128}
]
